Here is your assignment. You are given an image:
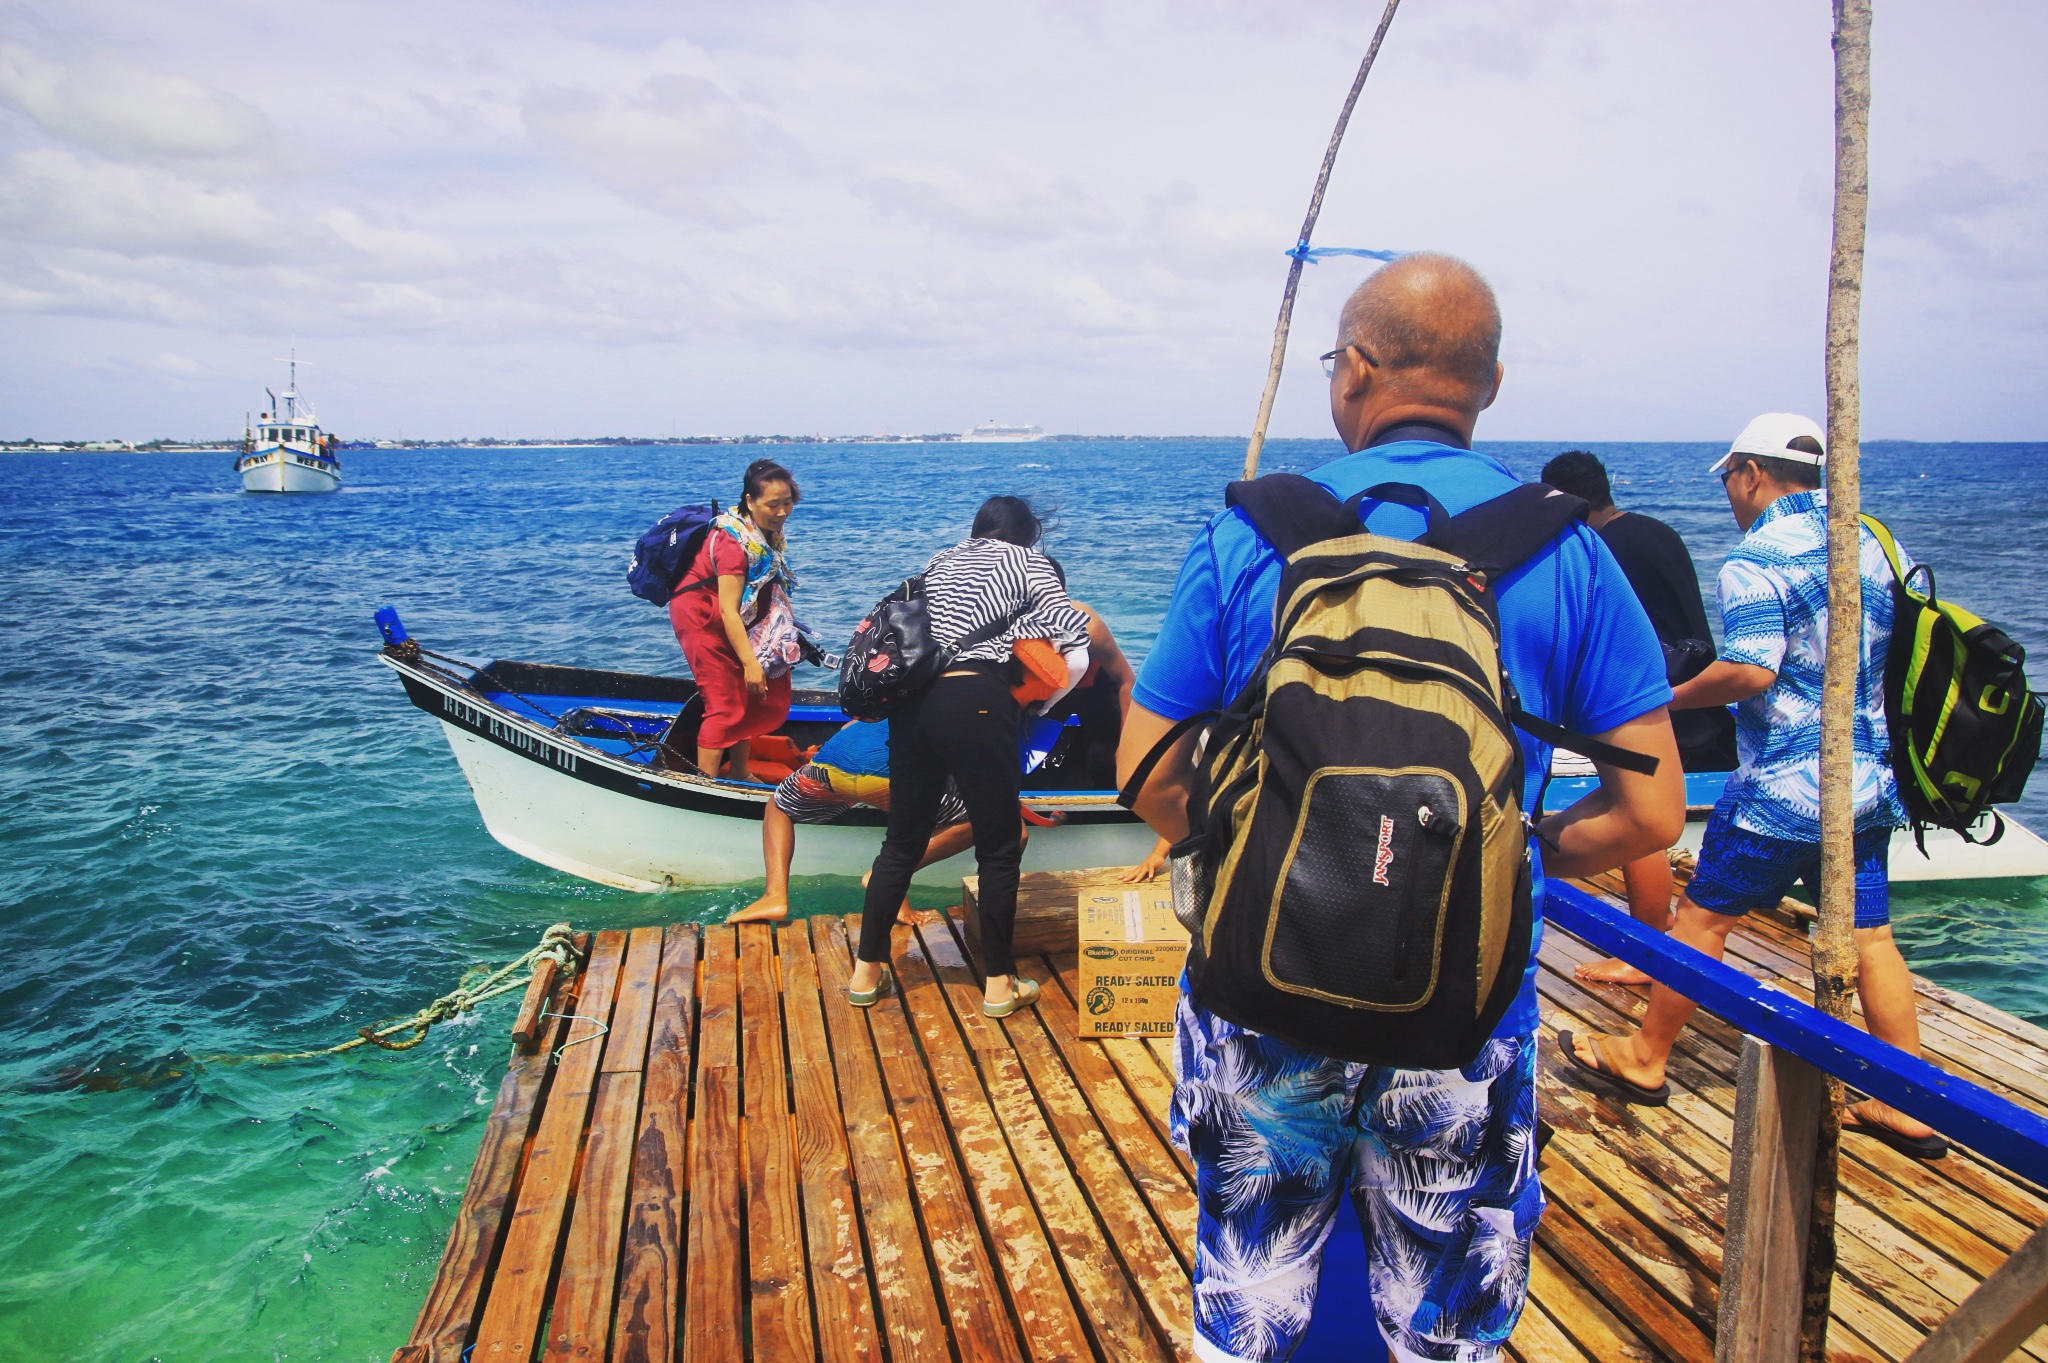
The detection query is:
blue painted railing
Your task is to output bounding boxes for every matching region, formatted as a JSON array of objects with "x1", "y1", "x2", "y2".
[{"x1": 1544, "y1": 881, "x2": 2048, "y2": 1188}]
